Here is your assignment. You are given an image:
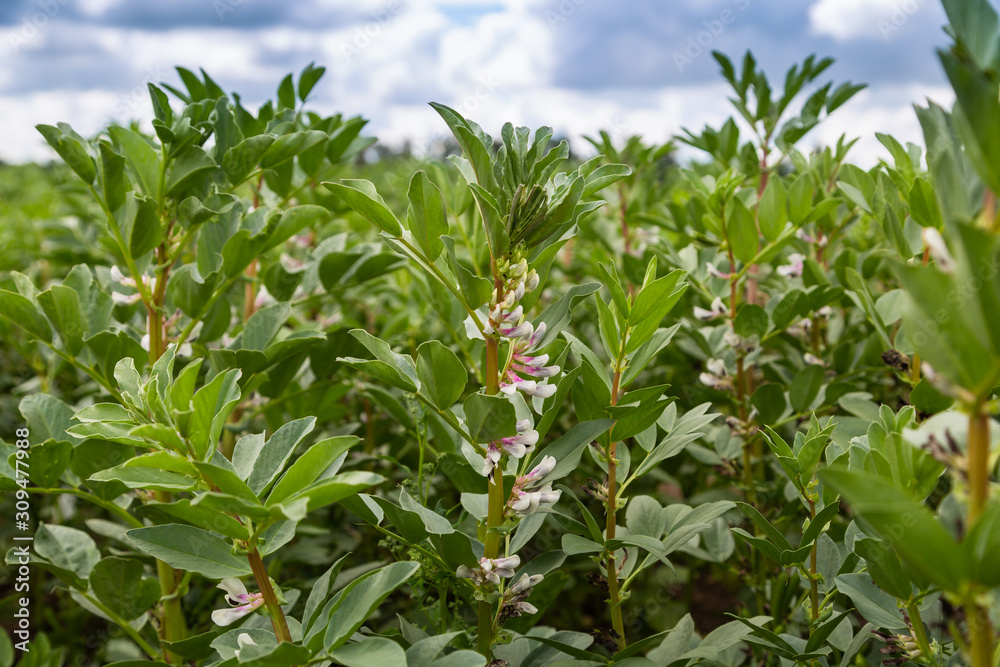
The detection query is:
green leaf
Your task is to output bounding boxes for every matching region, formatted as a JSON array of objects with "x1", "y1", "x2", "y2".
[
  {"x1": 751, "y1": 384, "x2": 787, "y2": 424},
  {"x1": 126, "y1": 524, "x2": 251, "y2": 578},
  {"x1": 727, "y1": 198, "x2": 758, "y2": 264},
  {"x1": 759, "y1": 177, "x2": 788, "y2": 241},
  {"x1": 734, "y1": 303, "x2": 768, "y2": 339},
  {"x1": 800, "y1": 500, "x2": 841, "y2": 546},
  {"x1": 35, "y1": 523, "x2": 100, "y2": 581},
  {"x1": 90, "y1": 465, "x2": 197, "y2": 492},
  {"x1": 329, "y1": 637, "x2": 407, "y2": 667},
  {"x1": 166, "y1": 146, "x2": 216, "y2": 197},
  {"x1": 187, "y1": 369, "x2": 242, "y2": 460},
  {"x1": 20, "y1": 394, "x2": 78, "y2": 445},
  {"x1": 285, "y1": 471, "x2": 385, "y2": 513},
  {"x1": 108, "y1": 126, "x2": 161, "y2": 201},
  {"x1": 853, "y1": 538, "x2": 912, "y2": 599},
  {"x1": 223, "y1": 134, "x2": 276, "y2": 183},
  {"x1": 245, "y1": 417, "x2": 316, "y2": 496},
  {"x1": 819, "y1": 469, "x2": 967, "y2": 592},
  {"x1": 908, "y1": 178, "x2": 942, "y2": 230},
  {"x1": 0, "y1": 290, "x2": 52, "y2": 342},
  {"x1": 320, "y1": 561, "x2": 421, "y2": 651},
  {"x1": 324, "y1": 180, "x2": 403, "y2": 236},
  {"x1": 463, "y1": 393, "x2": 517, "y2": 443},
  {"x1": 36, "y1": 285, "x2": 87, "y2": 355},
  {"x1": 834, "y1": 573, "x2": 908, "y2": 631},
  {"x1": 341, "y1": 329, "x2": 418, "y2": 392},
  {"x1": 416, "y1": 341, "x2": 467, "y2": 409},
  {"x1": 29, "y1": 440, "x2": 72, "y2": 489},
  {"x1": 627, "y1": 269, "x2": 686, "y2": 353},
  {"x1": 267, "y1": 436, "x2": 359, "y2": 506},
  {"x1": 260, "y1": 130, "x2": 327, "y2": 168},
  {"x1": 89, "y1": 557, "x2": 161, "y2": 620},
  {"x1": 788, "y1": 174, "x2": 813, "y2": 224},
  {"x1": 37, "y1": 124, "x2": 96, "y2": 184},
  {"x1": 790, "y1": 364, "x2": 824, "y2": 412},
  {"x1": 542, "y1": 419, "x2": 615, "y2": 481},
  {"x1": 407, "y1": 170, "x2": 448, "y2": 261}
]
